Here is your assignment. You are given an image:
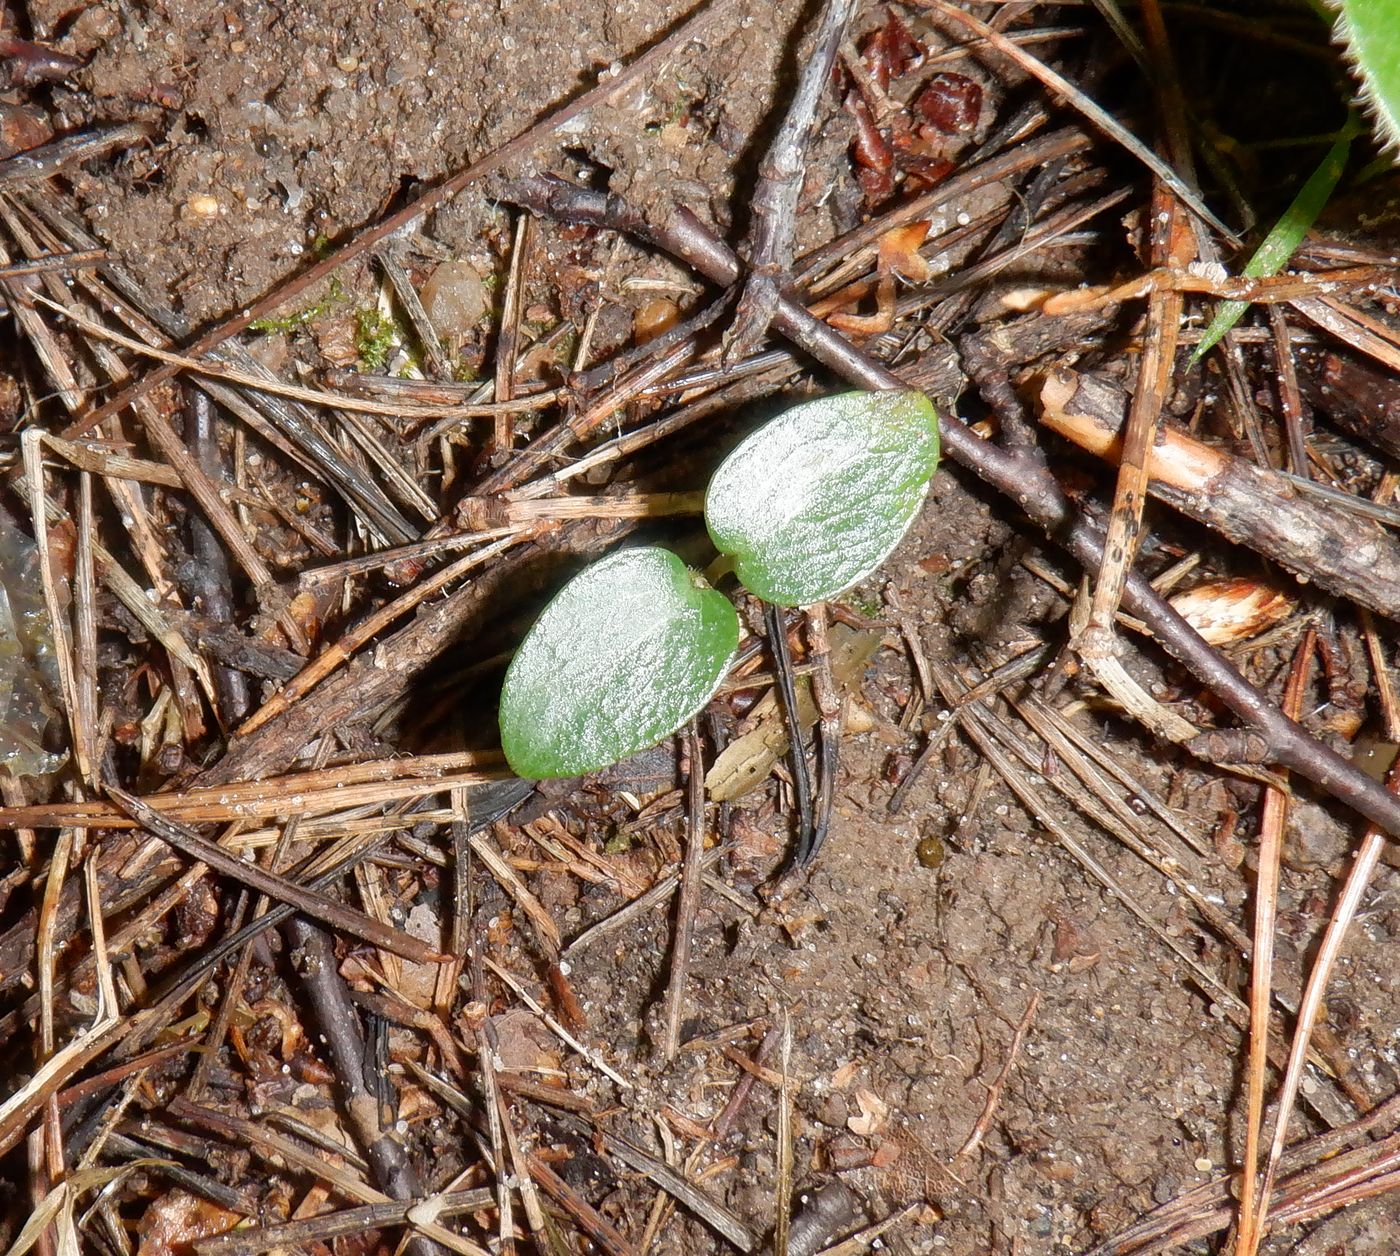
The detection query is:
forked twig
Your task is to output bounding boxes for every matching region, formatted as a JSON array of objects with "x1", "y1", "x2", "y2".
[
  {"x1": 954, "y1": 991, "x2": 1041, "y2": 1160},
  {"x1": 1073, "y1": 184, "x2": 1197, "y2": 746},
  {"x1": 724, "y1": 0, "x2": 858, "y2": 361}
]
